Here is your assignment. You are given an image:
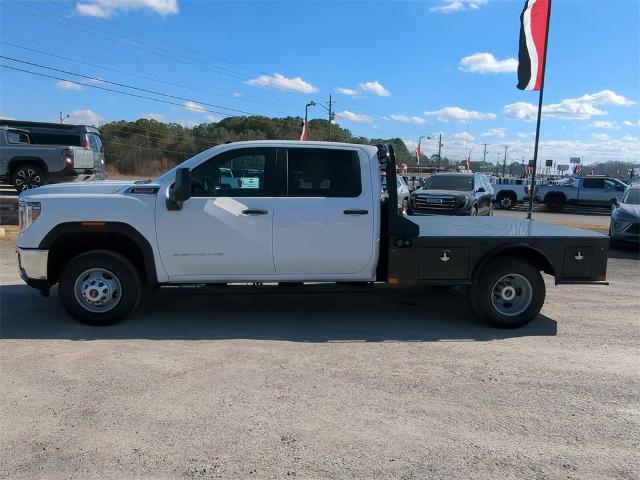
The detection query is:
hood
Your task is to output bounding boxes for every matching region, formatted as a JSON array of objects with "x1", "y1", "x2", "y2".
[
  {"x1": 414, "y1": 189, "x2": 468, "y2": 196},
  {"x1": 617, "y1": 203, "x2": 640, "y2": 218},
  {"x1": 19, "y1": 180, "x2": 136, "y2": 199}
]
